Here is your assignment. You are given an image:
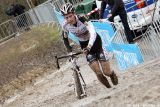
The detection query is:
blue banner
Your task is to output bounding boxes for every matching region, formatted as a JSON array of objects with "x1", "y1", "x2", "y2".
[
  {"x1": 96, "y1": 29, "x2": 113, "y2": 51},
  {"x1": 91, "y1": 21, "x2": 114, "y2": 38},
  {"x1": 91, "y1": 21, "x2": 143, "y2": 70},
  {"x1": 54, "y1": 10, "x2": 64, "y2": 26},
  {"x1": 112, "y1": 43, "x2": 143, "y2": 70},
  {"x1": 91, "y1": 21, "x2": 115, "y2": 51}
]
